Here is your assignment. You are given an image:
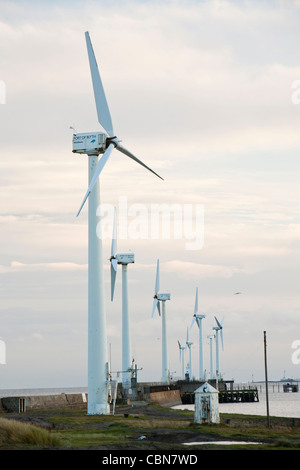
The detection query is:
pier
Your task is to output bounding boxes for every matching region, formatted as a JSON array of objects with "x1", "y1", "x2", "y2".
[
  {"x1": 218, "y1": 387, "x2": 259, "y2": 403},
  {"x1": 180, "y1": 381, "x2": 259, "y2": 404}
]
